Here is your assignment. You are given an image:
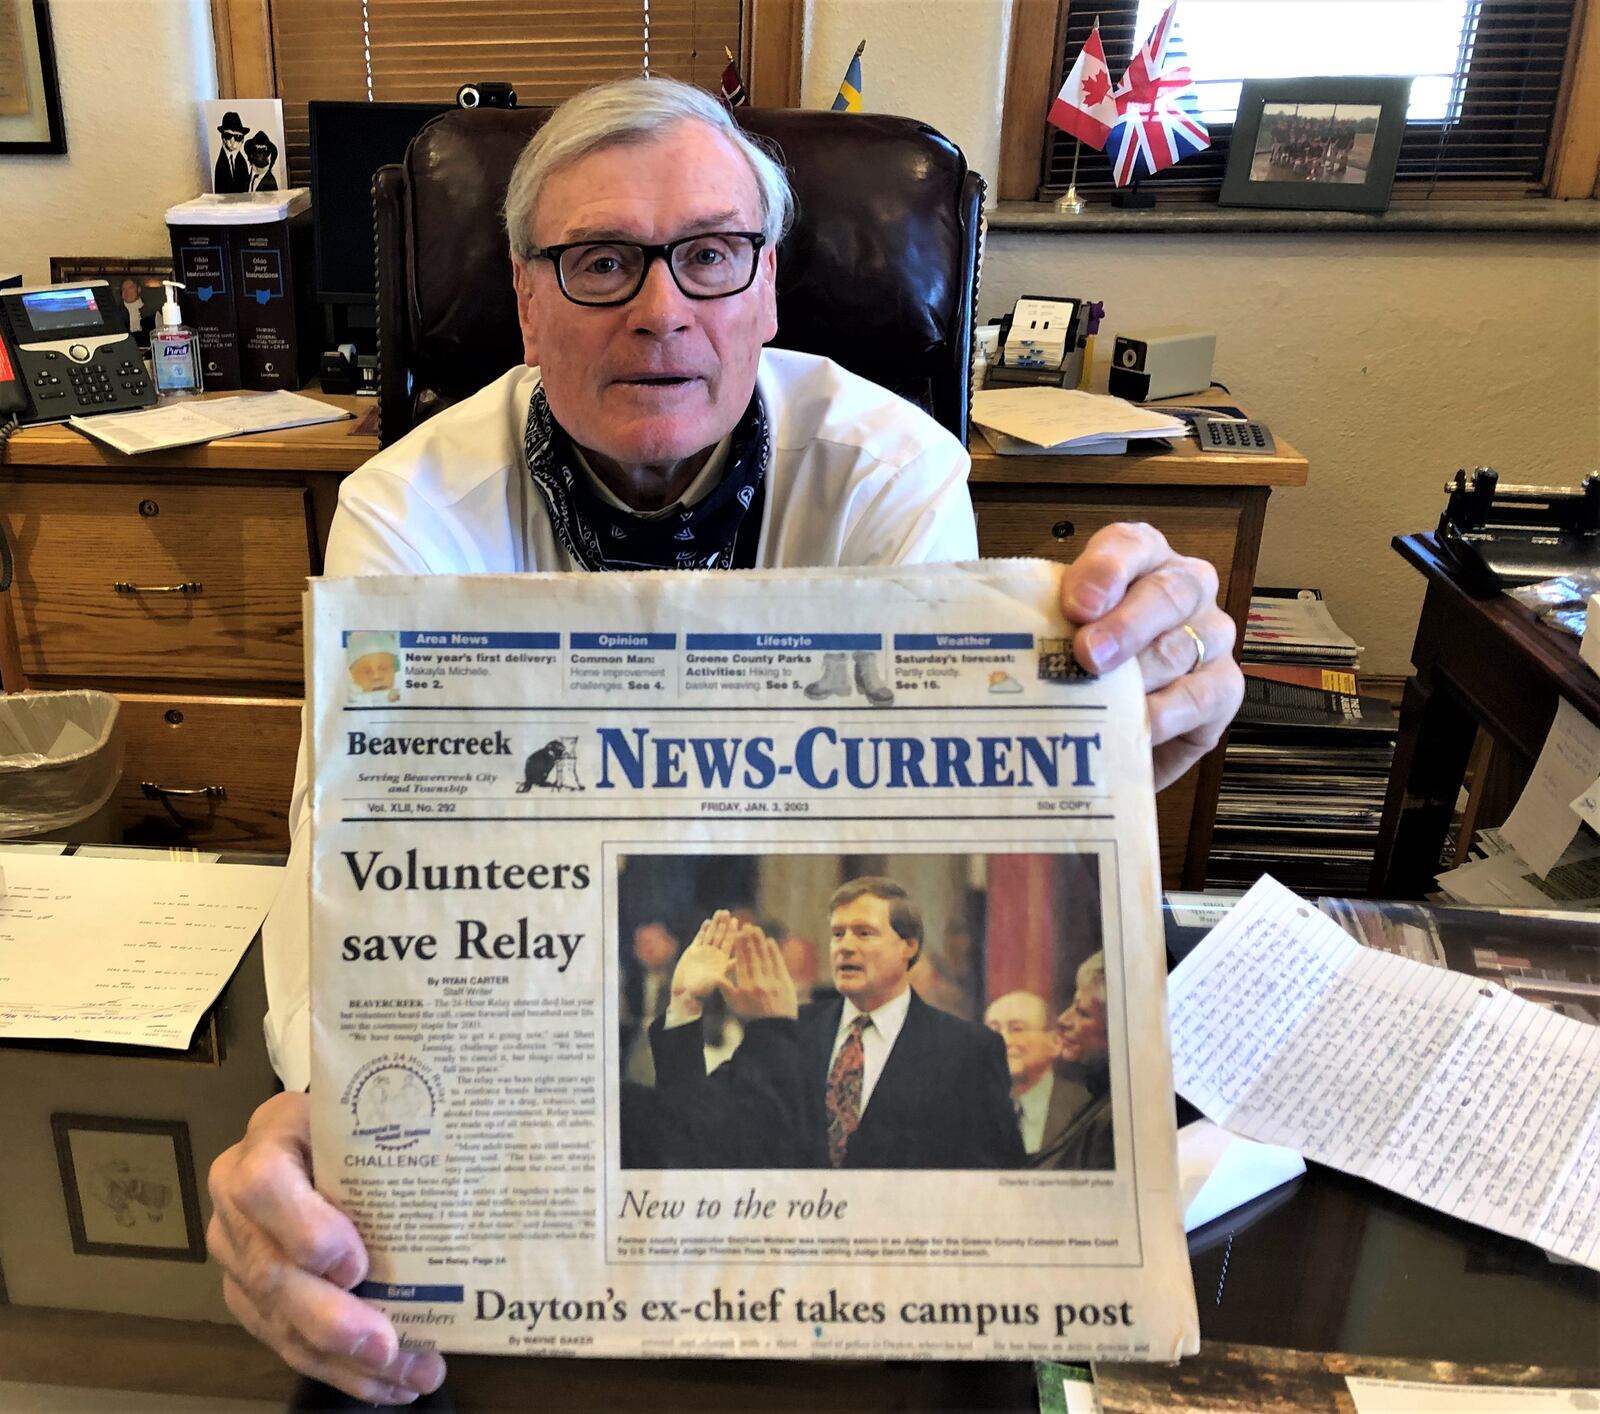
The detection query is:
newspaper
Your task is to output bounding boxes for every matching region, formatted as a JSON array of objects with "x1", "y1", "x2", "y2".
[{"x1": 306, "y1": 562, "x2": 1197, "y2": 1362}]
